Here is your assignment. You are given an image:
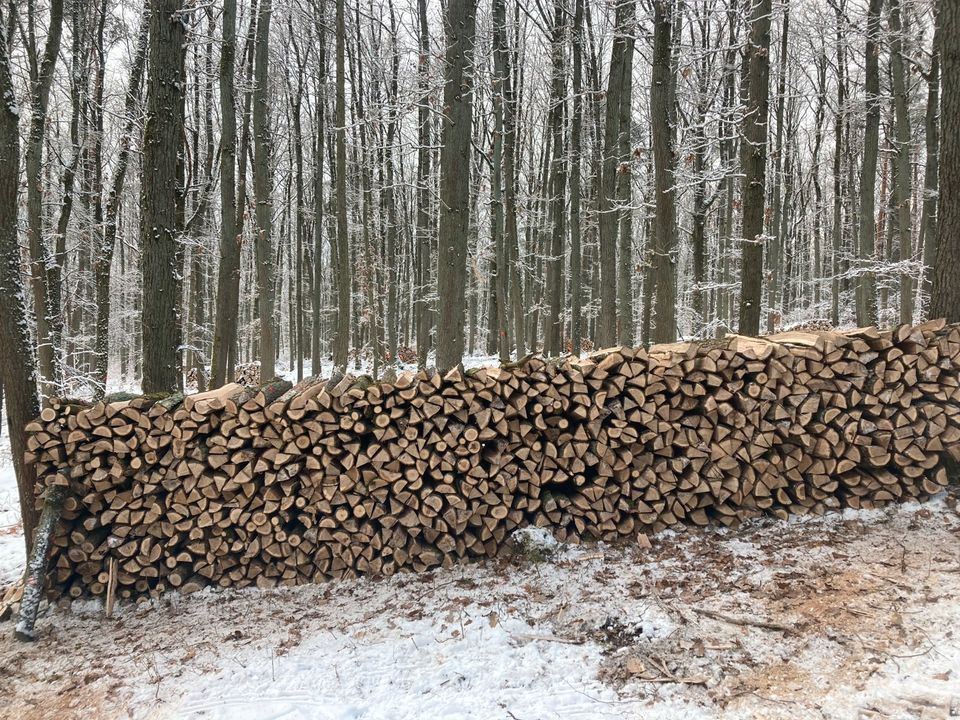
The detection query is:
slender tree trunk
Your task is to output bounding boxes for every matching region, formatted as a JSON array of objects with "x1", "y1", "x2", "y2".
[
  {"x1": 384, "y1": 0, "x2": 400, "y2": 363},
  {"x1": 650, "y1": 0, "x2": 676, "y2": 344},
  {"x1": 831, "y1": 2, "x2": 845, "y2": 327},
  {"x1": 766, "y1": 6, "x2": 789, "y2": 333},
  {"x1": 25, "y1": 0, "x2": 65, "y2": 398},
  {"x1": 333, "y1": 0, "x2": 351, "y2": 369},
  {"x1": 544, "y1": 0, "x2": 567, "y2": 357},
  {"x1": 252, "y1": 0, "x2": 275, "y2": 380},
  {"x1": 0, "y1": 6, "x2": 41, "y2": 554},
  {"x1": 616, "y1": 13, "x2": 635, "y2": 346},
  {"x1": 503, "y1": 8, "x2": 525, "y2": 358},
  {"x1": 569, "y1": 0, "x2": 584, "y2": 356},
  {"x1": 811, "y1": 46, "x2": 826, "y2": 312},
  {"x1": 920, "y1": 15, "x2": 940, "y2": 311},
  {"x1": 491, "y1": 0, "x2": 510, "y2": 363},
  {"x1": 95, "y1": 10, "x2": 148, "y2": 394},
  {"x1": 142, "y1": 0, "x2": 185, "y2": 394},
  {"x1": 211, "y1": 0, "x2": 240, "y2": 387},
  {"x1": 597, "y1": 0, "x2": 632, "y2": 347},
  {"x1": 435, "y1": 0, "x2": 477, "y2": 372},
  {"x1": 855, "y1": 0, "x2": 882, "y2": 326},
  {"x1": 311, "y1": 0, "x2": 327, "y2": 371},
  {"x1": 737, "y1": 0, "x2": 772, "y2": 336},
  {"x1": 414, "y1": 0, "x2": 432, "y2": 366},
  {"x1": 889, "y1": 0, "x2": 913, "y2": 324}
]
